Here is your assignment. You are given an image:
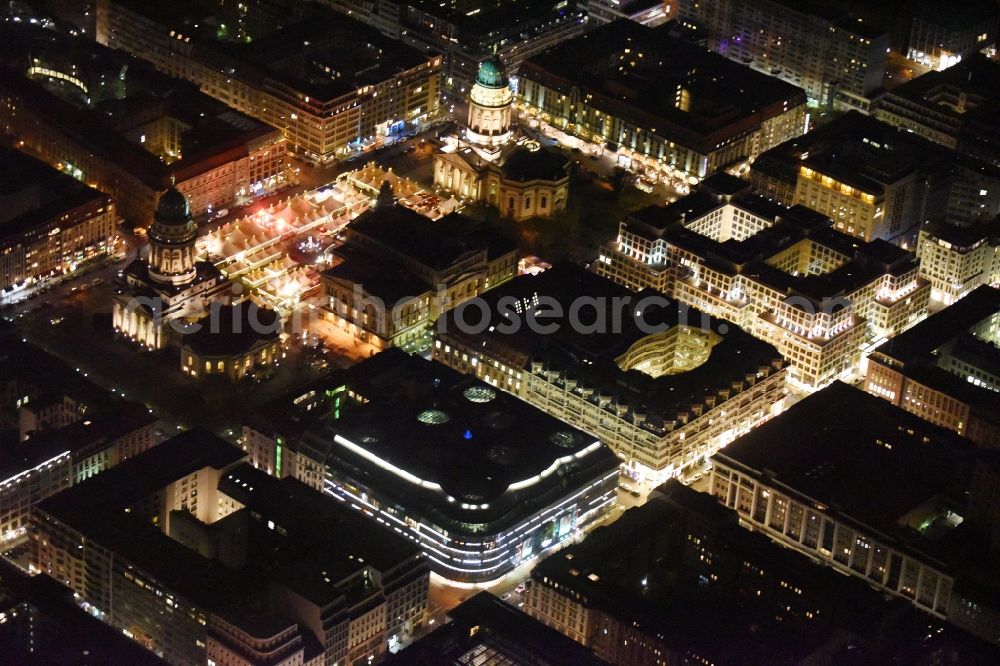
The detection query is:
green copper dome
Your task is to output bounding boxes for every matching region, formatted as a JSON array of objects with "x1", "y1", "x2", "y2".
[
  {"x1": 155, "y1": 186, "x2": 191, "y2": 226},
  {"x1": 476, "y1": 56, "x2": 509, "y2": 88}
]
